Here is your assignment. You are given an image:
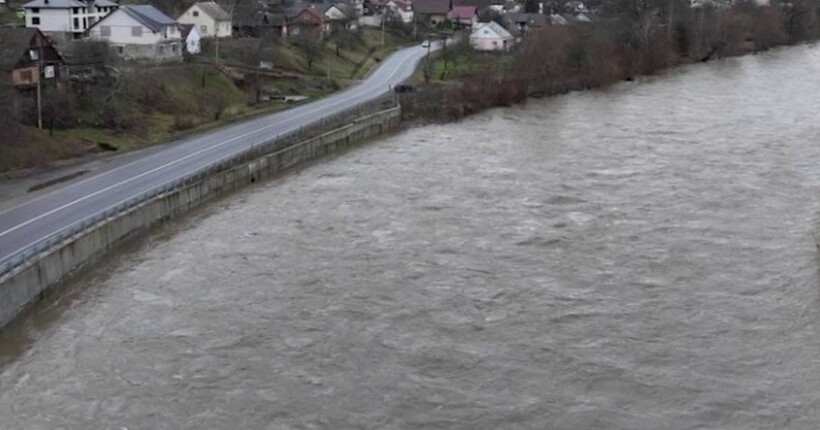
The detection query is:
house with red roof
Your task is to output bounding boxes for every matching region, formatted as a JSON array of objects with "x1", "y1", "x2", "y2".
[{"x1": 448, "y1": 4, "x2": 476, "y2": 27}]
